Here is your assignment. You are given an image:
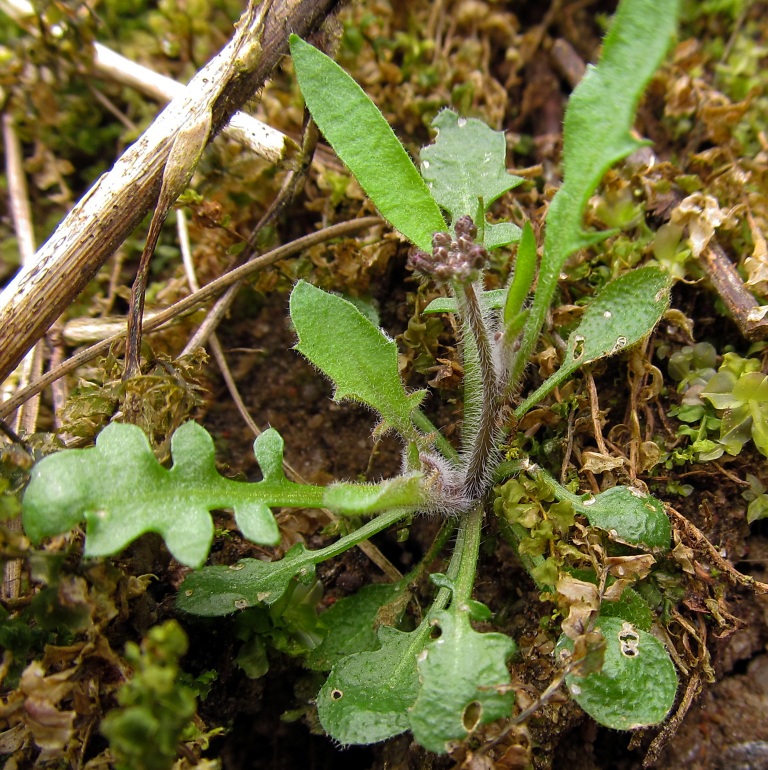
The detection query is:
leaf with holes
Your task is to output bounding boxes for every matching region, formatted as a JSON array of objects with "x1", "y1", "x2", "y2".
[
  {"x1": 557, "y1": 616, "x2": 677, "y2": 729},
  {"x1": 516, "y1": 266, "x2": 672, "y2": 417},
  {"x1": 408, "y1": 610, "x2": 516, "y2": 754},
  {"x1": 316, "y1": 624, "x2": 425, "y2": 744},
  {"x1": 420, "y1": 109, "x2": 523, "y2": 248},
  {"x1": 291, "y1": 280, "x2": 426, "y2": 438}
]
